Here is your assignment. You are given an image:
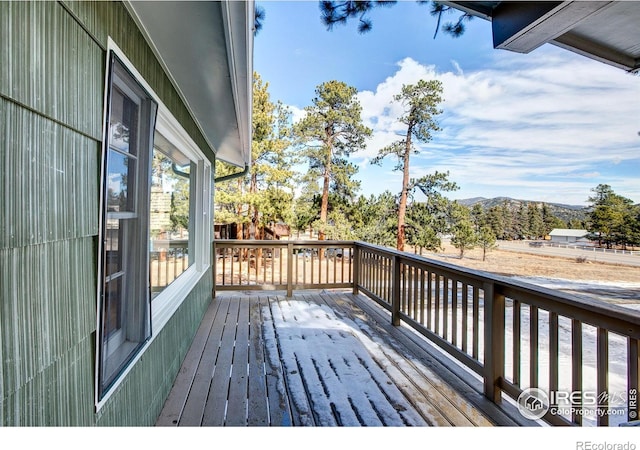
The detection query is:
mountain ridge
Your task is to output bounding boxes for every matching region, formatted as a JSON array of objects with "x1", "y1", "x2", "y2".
[
  {"x1": 456, "y1": 196, "x2": 588, "y2": 224},
  {"x1": 457, "y1": 196, "x2": 585, "y2": 211}
]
